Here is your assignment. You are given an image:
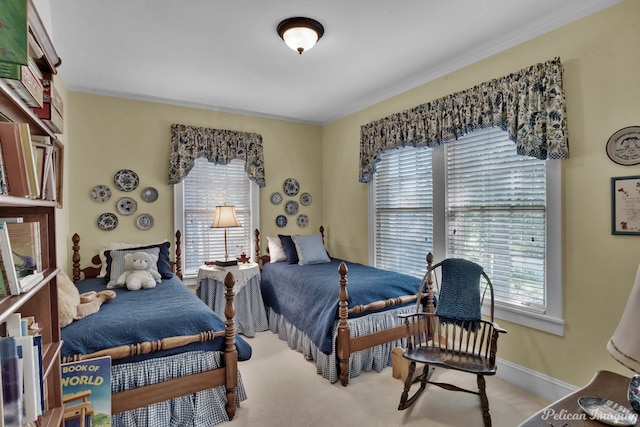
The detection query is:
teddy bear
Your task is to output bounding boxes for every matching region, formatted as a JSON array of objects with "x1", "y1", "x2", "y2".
[
  {"x1": 57, "y1": 270, "x2": 116, "y2": 327},
  {"x1": 116, "y1": 251, "x2": 162, "y2": 290}
]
